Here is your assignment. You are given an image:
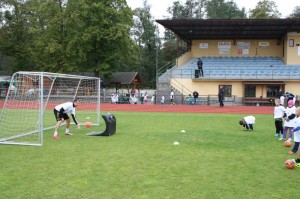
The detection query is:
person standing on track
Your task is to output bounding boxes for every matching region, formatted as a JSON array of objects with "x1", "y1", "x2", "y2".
[
  {"x1": 218, "y1": 86, "x2": 225, "y2": 107},
  {"x1": 53, "y1": 98, "x2": 80, "y2": 140},
  {"x1": 170, "y1": 89, "x2": 175, "y2": 105},
  {"x1": 193, "y1": 90, "x2": 199, "y2": 105}
]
